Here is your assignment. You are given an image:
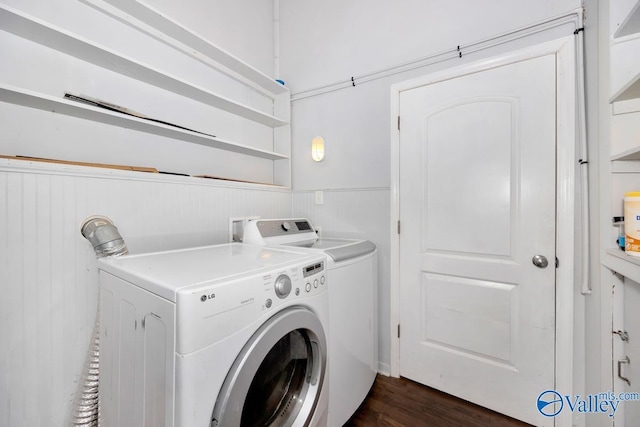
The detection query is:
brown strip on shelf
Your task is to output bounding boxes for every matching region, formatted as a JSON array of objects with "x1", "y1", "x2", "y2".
[{"x1": 0, "y1": 155, "x2": 159, "y2": 173}]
